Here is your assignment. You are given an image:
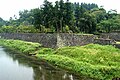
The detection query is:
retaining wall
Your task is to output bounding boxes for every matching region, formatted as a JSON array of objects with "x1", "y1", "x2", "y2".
[
  {"x1": 100, "y1": 33, "x2": 120, "y2": 41},
  {"x1": 0, "y1": 33, "x2": 96, "y2": 48}
]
